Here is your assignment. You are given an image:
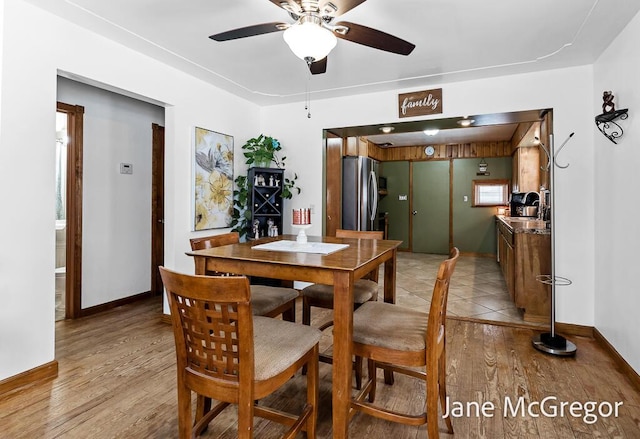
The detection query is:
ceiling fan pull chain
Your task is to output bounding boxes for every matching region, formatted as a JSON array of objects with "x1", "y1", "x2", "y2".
[{"x1": 305, "y1": 67, "x2": 312, "y2": 118}]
